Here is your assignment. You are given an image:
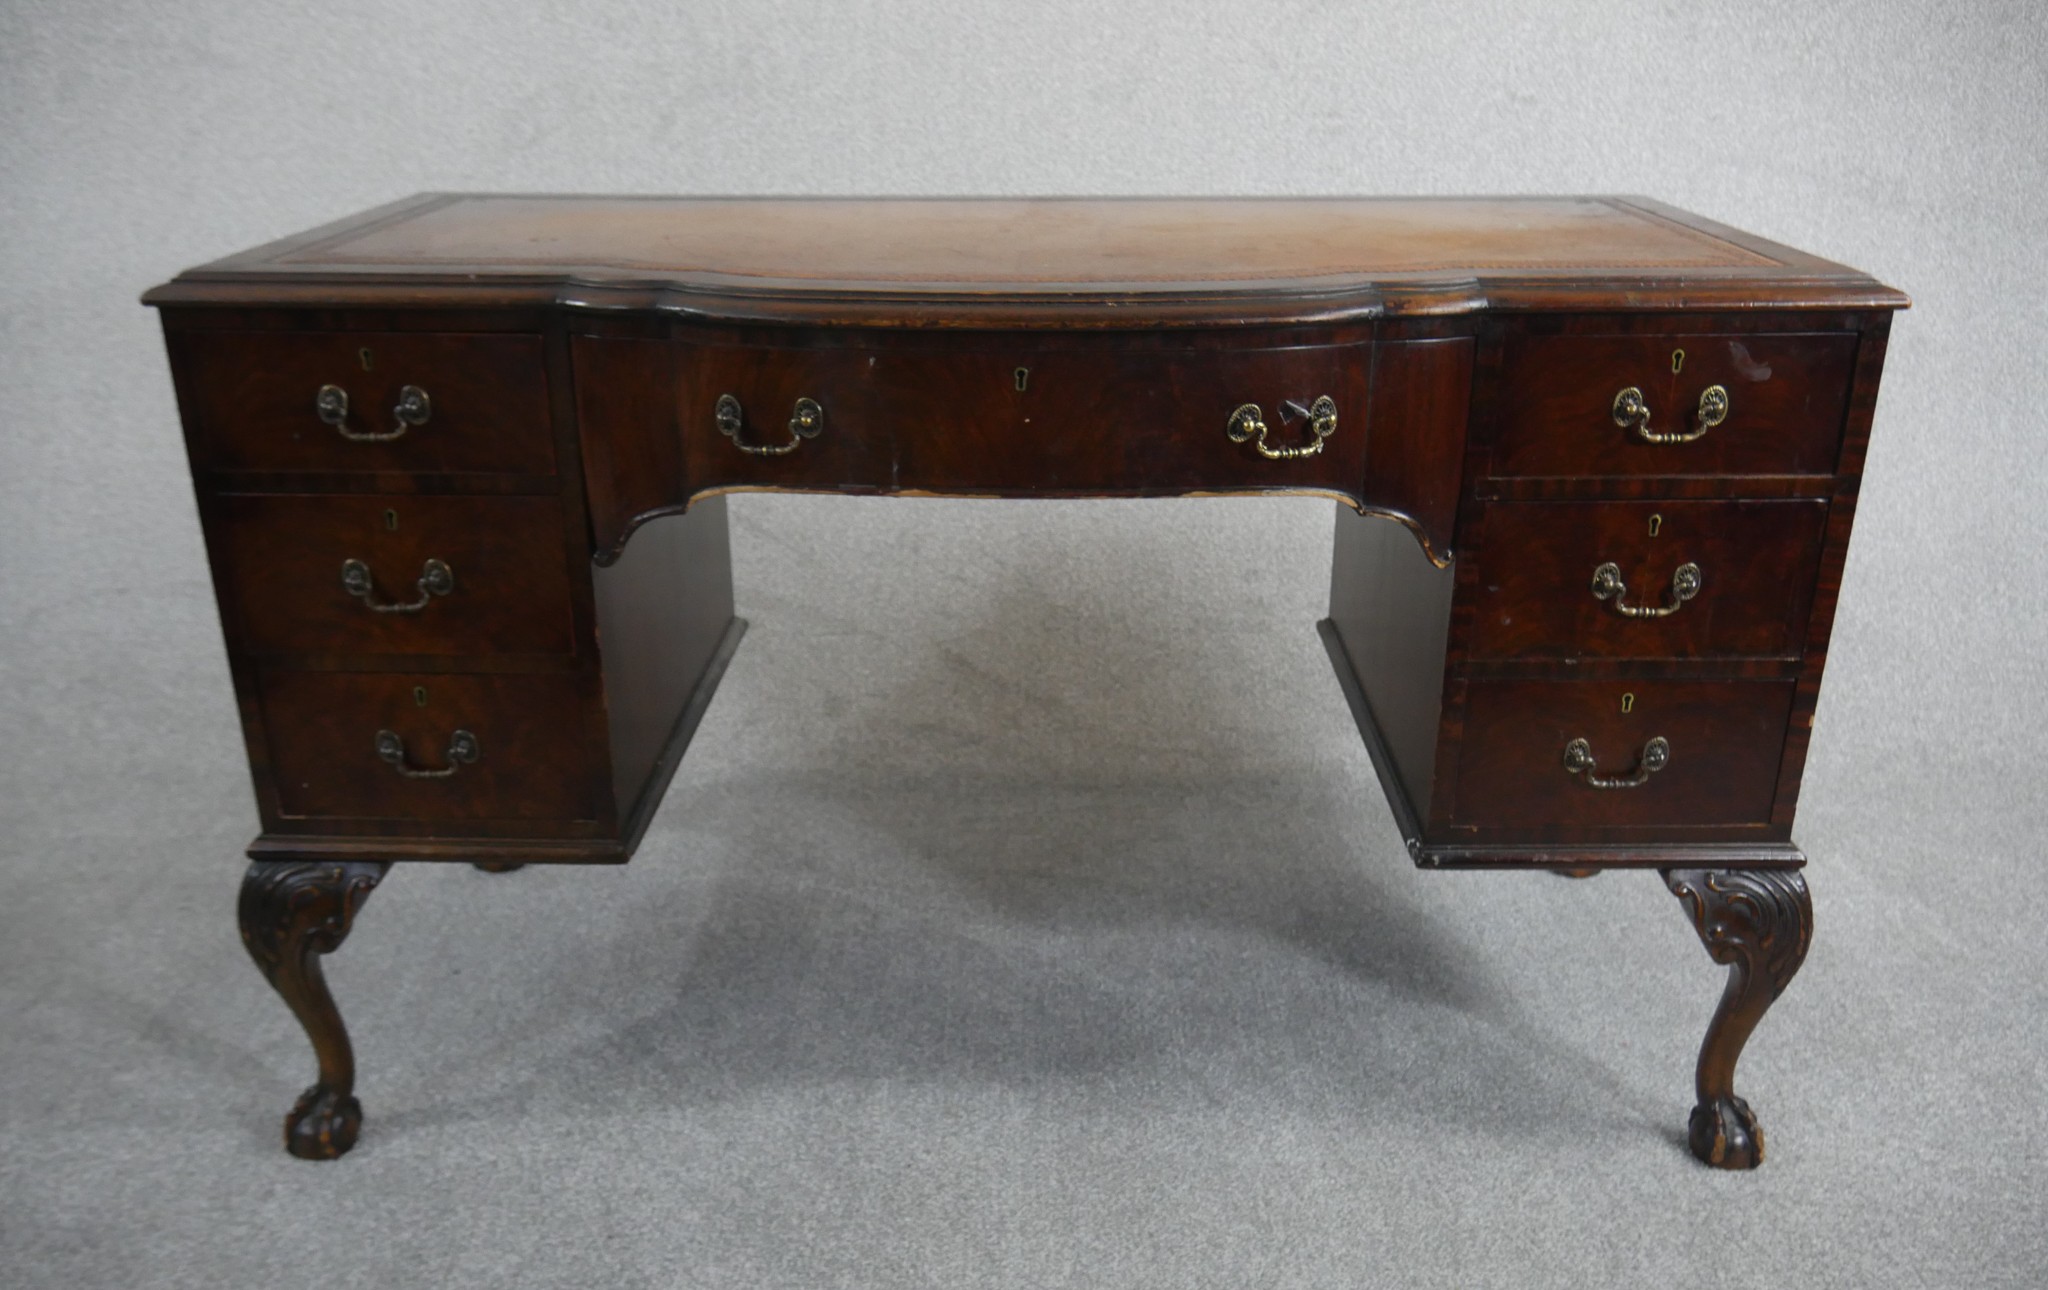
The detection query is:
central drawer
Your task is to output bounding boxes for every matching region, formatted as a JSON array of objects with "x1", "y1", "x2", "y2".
[{"x1": 673, "y1": 335, "x2": 1374, "y2": 496}]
